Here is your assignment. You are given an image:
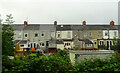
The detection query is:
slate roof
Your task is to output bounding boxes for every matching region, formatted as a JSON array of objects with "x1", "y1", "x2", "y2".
[
  {"x1": 12, "y1": 24, "x2": 24, "y2": 30},
  {"x1": 11, "y1": 24, "x2": 119, "y2": 31},
  {"x1": 79, "y1": 39, "x2": 93, "y2": 44},
  {"x1": 56, "y1": 25, "x2": 72, "y2": 30},
  {"x1": 56, "y1": 40, "x2": 64, "y2": 44},
  {"x1": 62, "y1": 38, "x2": 74, "y2": 41},
  {"x1": 14, "y1": 40, "x2": 20, "y2": 44},
  {"x1": 14, "y1": 40, "x2": 27, "y2": 44},
  {"x1": 12, "y1": 24, "x2": 56, "y2": 30},
  {"x1": 23, "y1": 24, "x2": 40, "y2": 30}
]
